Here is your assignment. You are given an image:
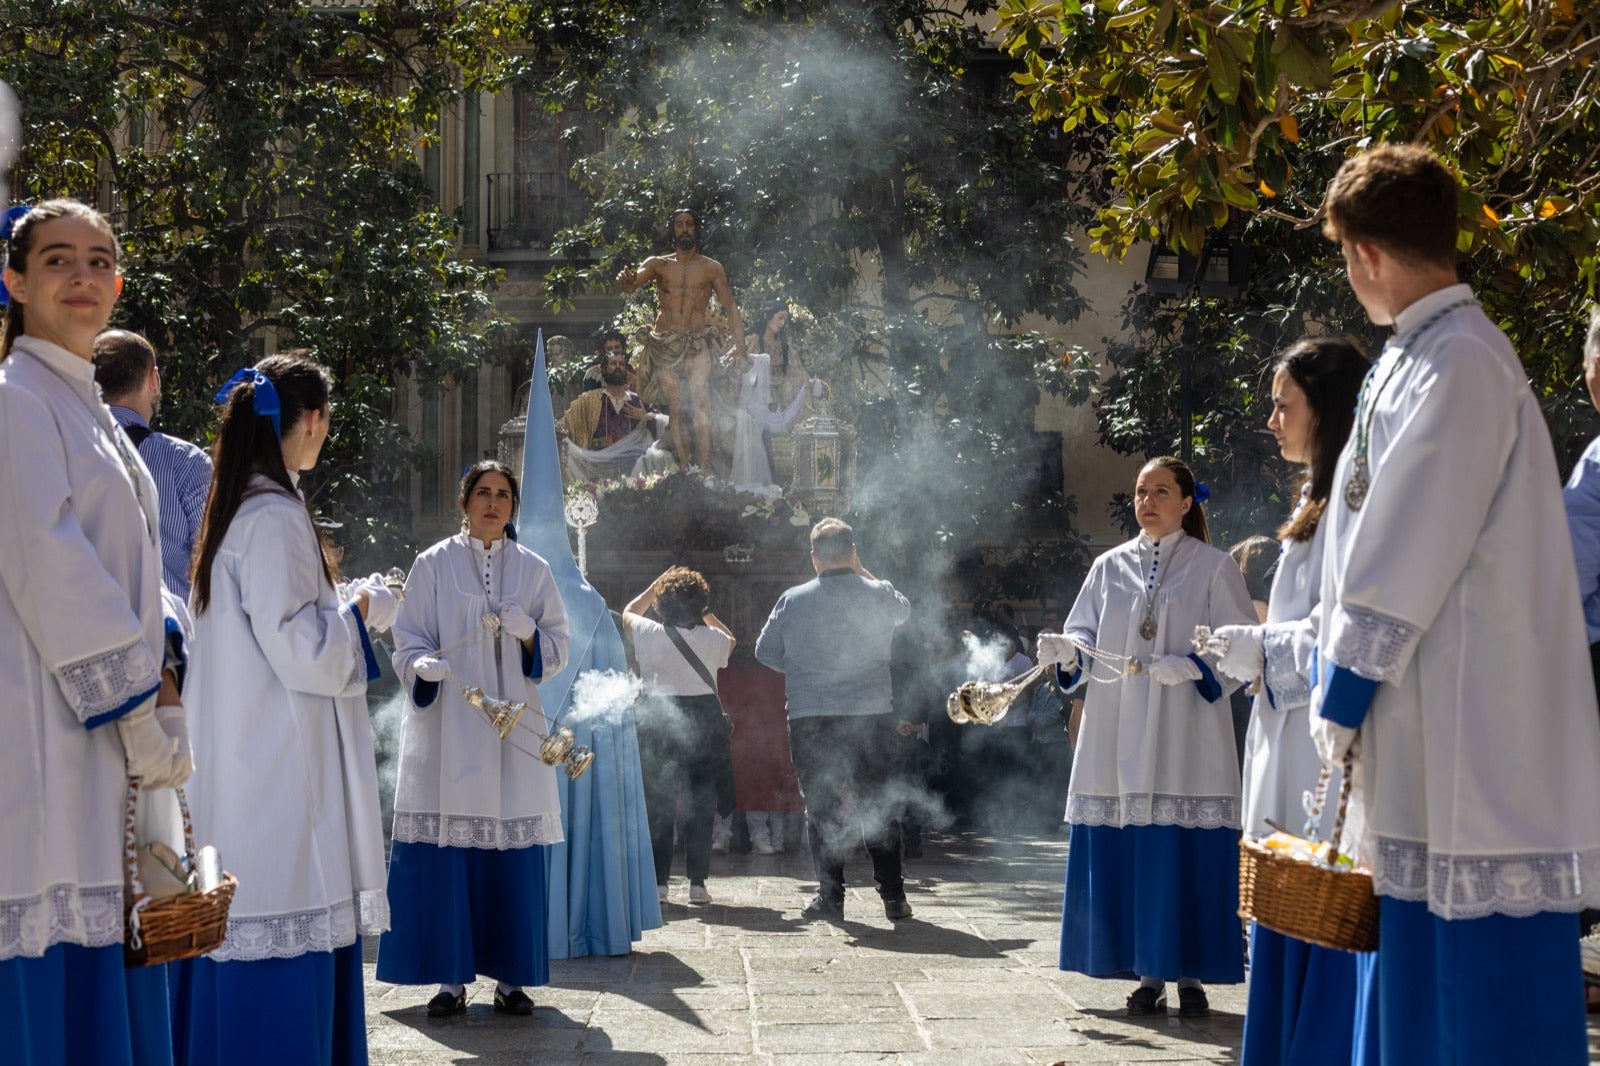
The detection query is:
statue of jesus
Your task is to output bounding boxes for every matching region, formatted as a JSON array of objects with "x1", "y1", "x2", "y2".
[{"x1": 615, "y1": 208, "x2": 747, "y2": 470}]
